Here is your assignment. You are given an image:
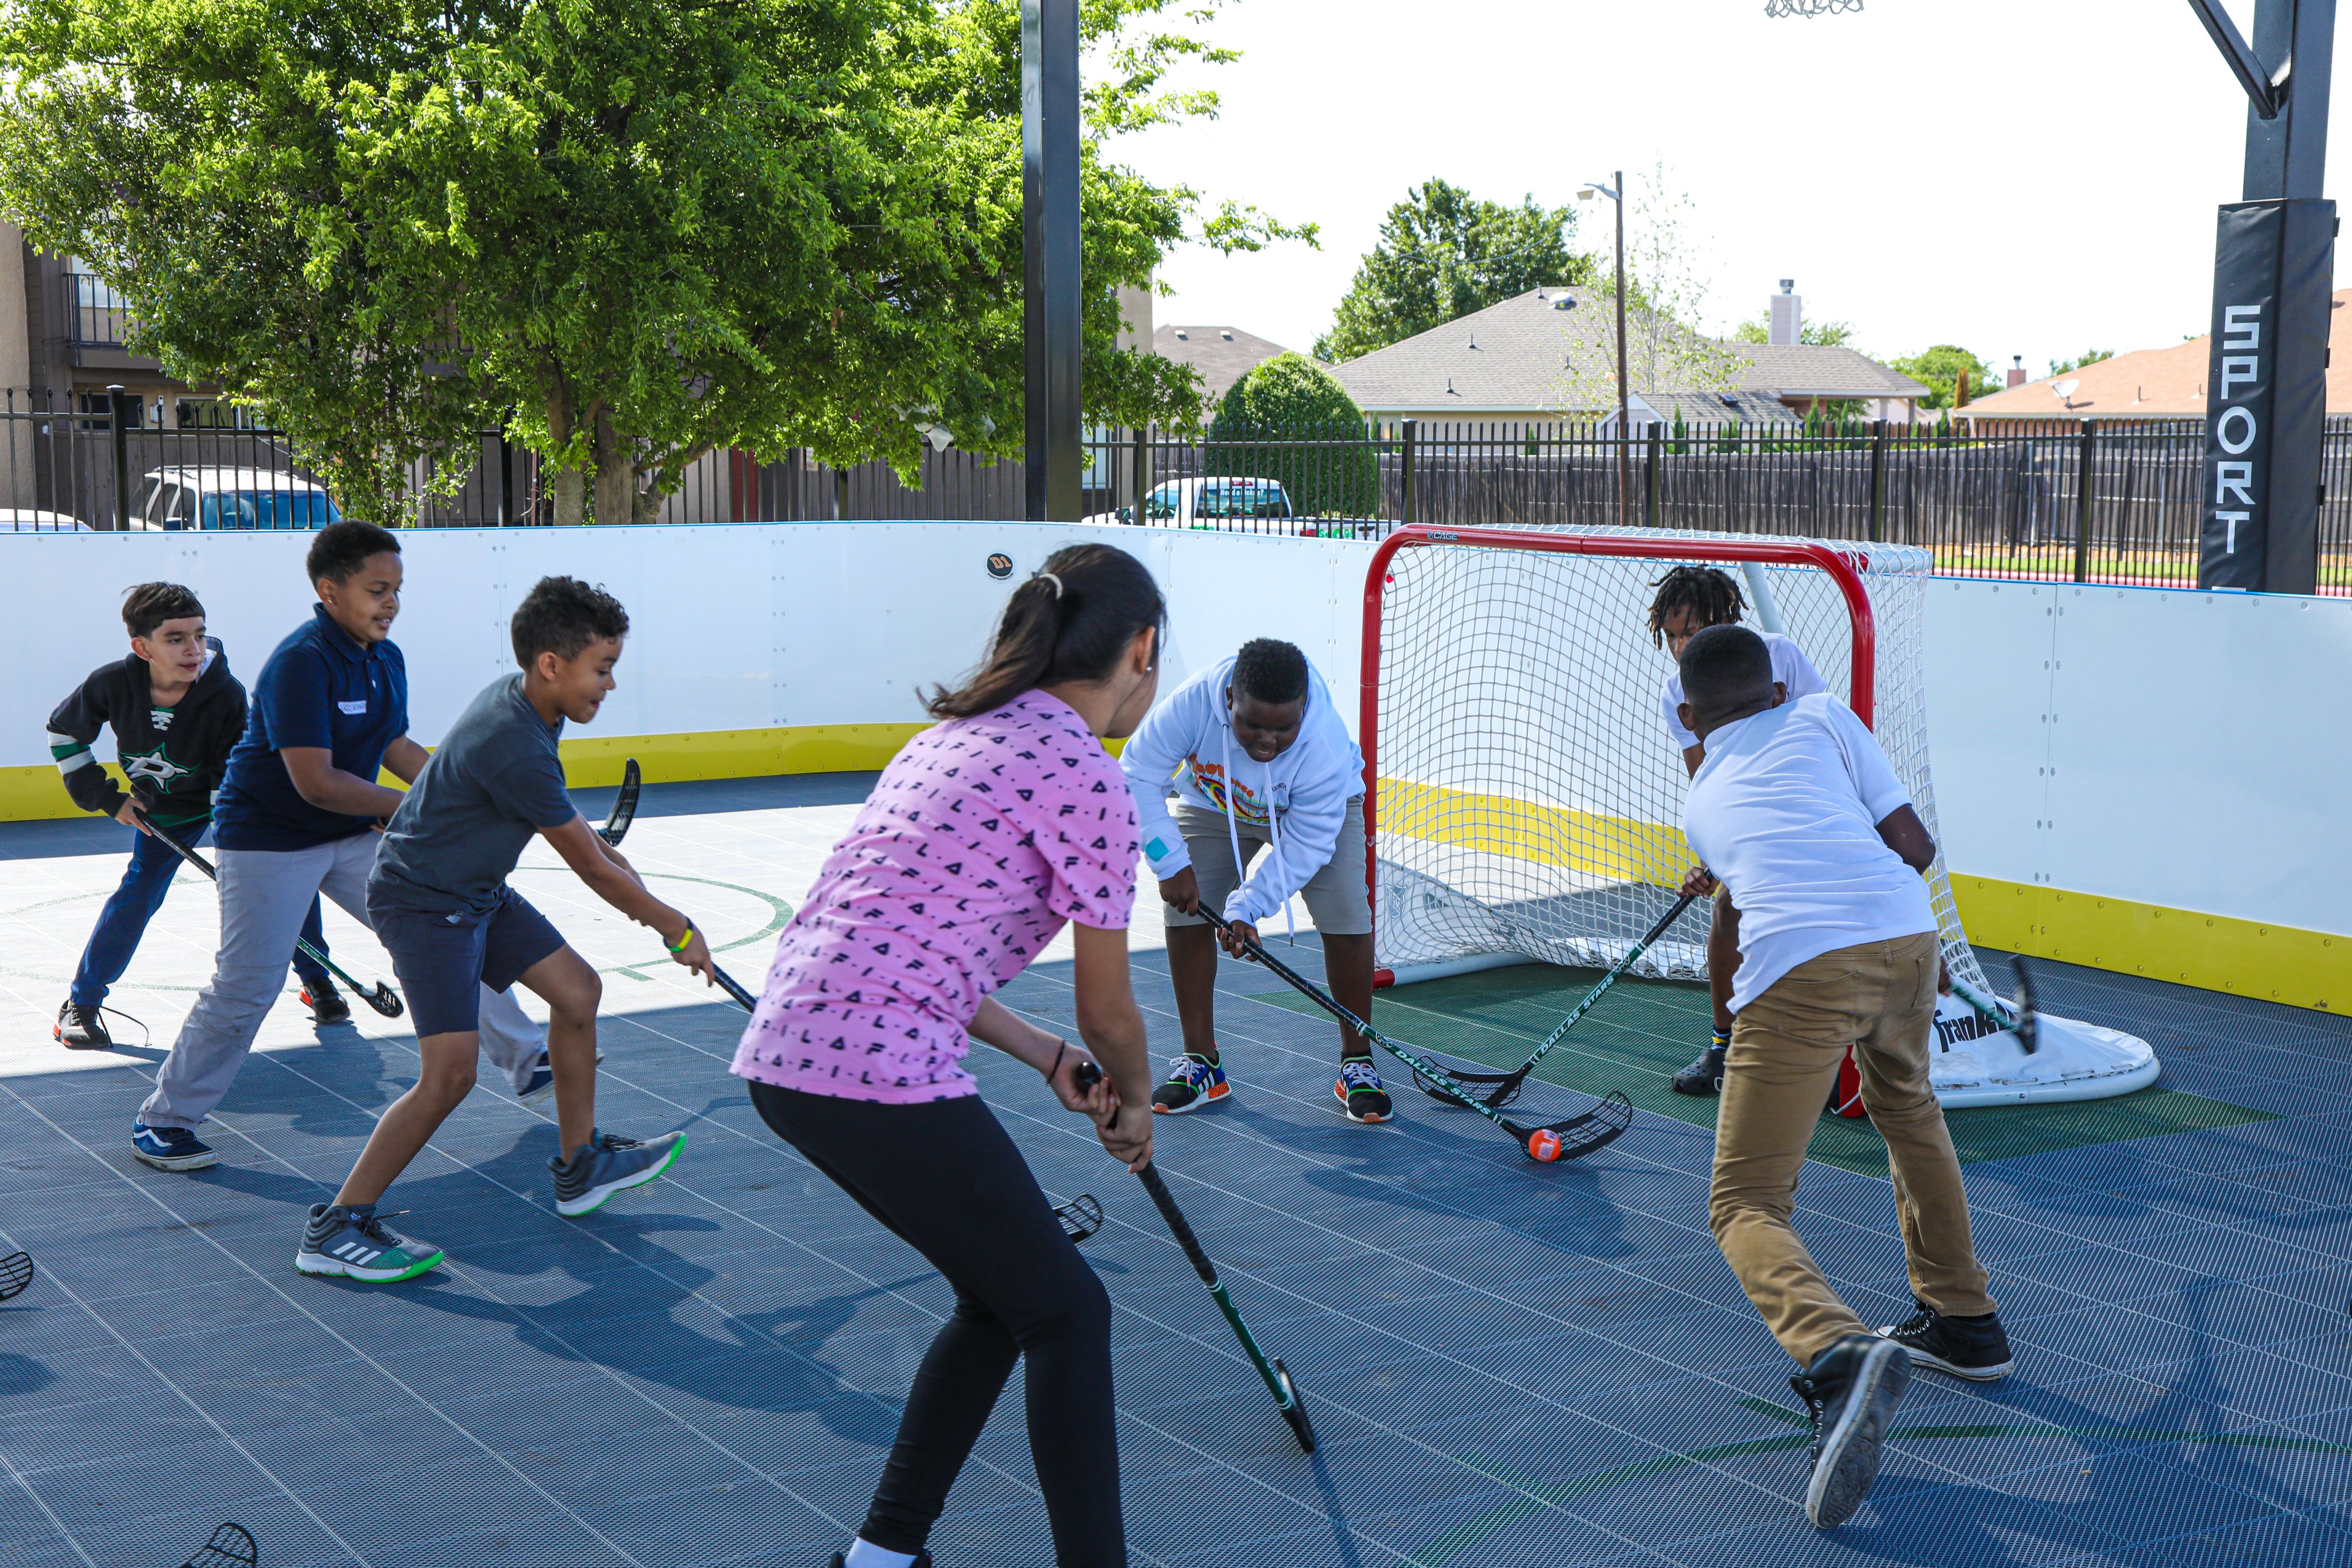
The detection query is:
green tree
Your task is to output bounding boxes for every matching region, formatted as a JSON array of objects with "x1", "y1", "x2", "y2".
[
  {"x1": 1732, "y1": 315, "x2": 1860, "y2": 348},
  {"x1": 1204, "y1": 353, "x2": 1376, "y2": 517},
  {"x1": 2048, "y1": 349, "x2": 2115, "y2": 378},
  {"x1": 1561, "y1": 162, "x2": 1743, "y2": 411},
  {"x1": 1890, "y1": 344, "x2": 2001, "y2": 410},
  {"x1": 1314, "y1": 179, "x2": 1591, "y2": 363},
  {"x1": 0, "y1": 0, "x2": 1306, "y2": 525}
]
